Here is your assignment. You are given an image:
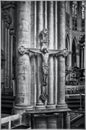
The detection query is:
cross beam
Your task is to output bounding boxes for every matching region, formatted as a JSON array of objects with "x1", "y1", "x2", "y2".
[{"x1": 18, "y1": 45, "x2": 71, "y2": 57}]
